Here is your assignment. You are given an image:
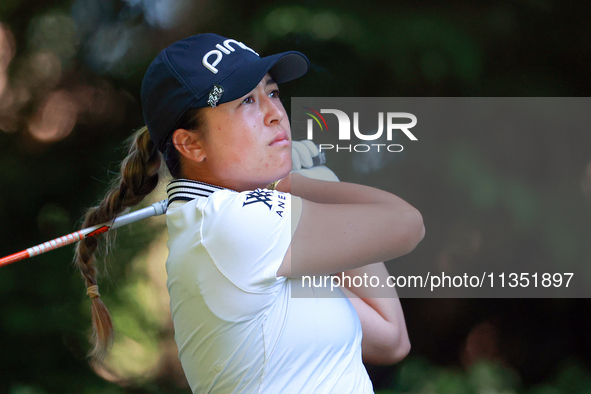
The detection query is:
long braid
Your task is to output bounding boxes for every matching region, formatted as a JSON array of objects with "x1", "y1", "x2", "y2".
[{"x1": 74, "y1": 126, "x2": 161, "y2": 361}]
